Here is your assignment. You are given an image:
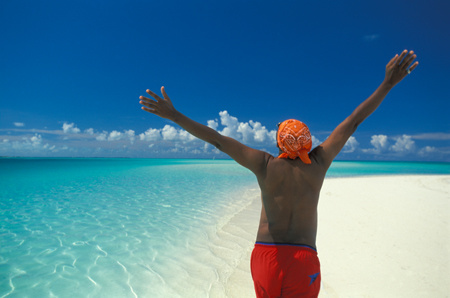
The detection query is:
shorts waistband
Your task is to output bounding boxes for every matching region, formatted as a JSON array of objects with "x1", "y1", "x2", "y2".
[{"x1": 255, "y1": 241, "x2": 317, "y2": 252}]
